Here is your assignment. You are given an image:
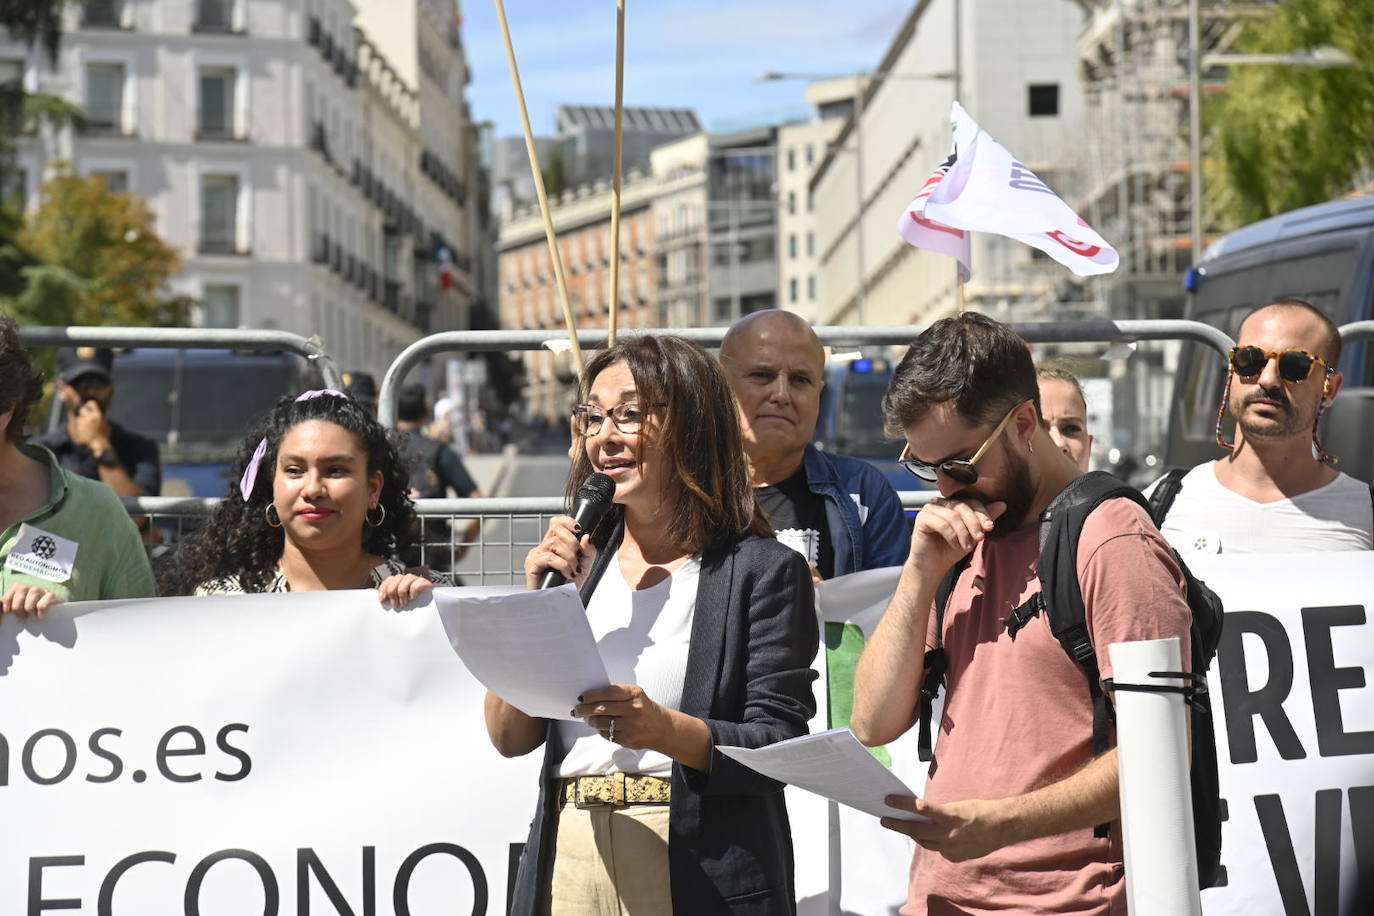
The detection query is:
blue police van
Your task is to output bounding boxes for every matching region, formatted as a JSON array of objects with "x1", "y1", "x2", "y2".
[{"x1": 813, "y1": 356, "x2": 930, "y2": 498}]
